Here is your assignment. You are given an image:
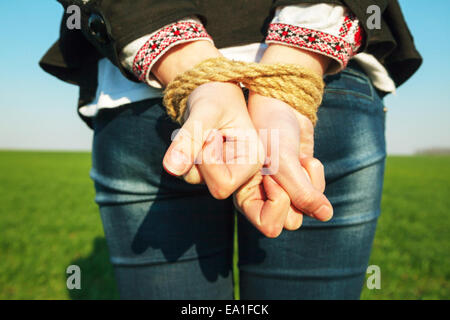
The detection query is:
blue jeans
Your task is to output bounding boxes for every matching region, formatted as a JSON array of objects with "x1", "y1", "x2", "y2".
[{"x1": 90, "y1": 64, "x2": 386, "y2": 299}]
